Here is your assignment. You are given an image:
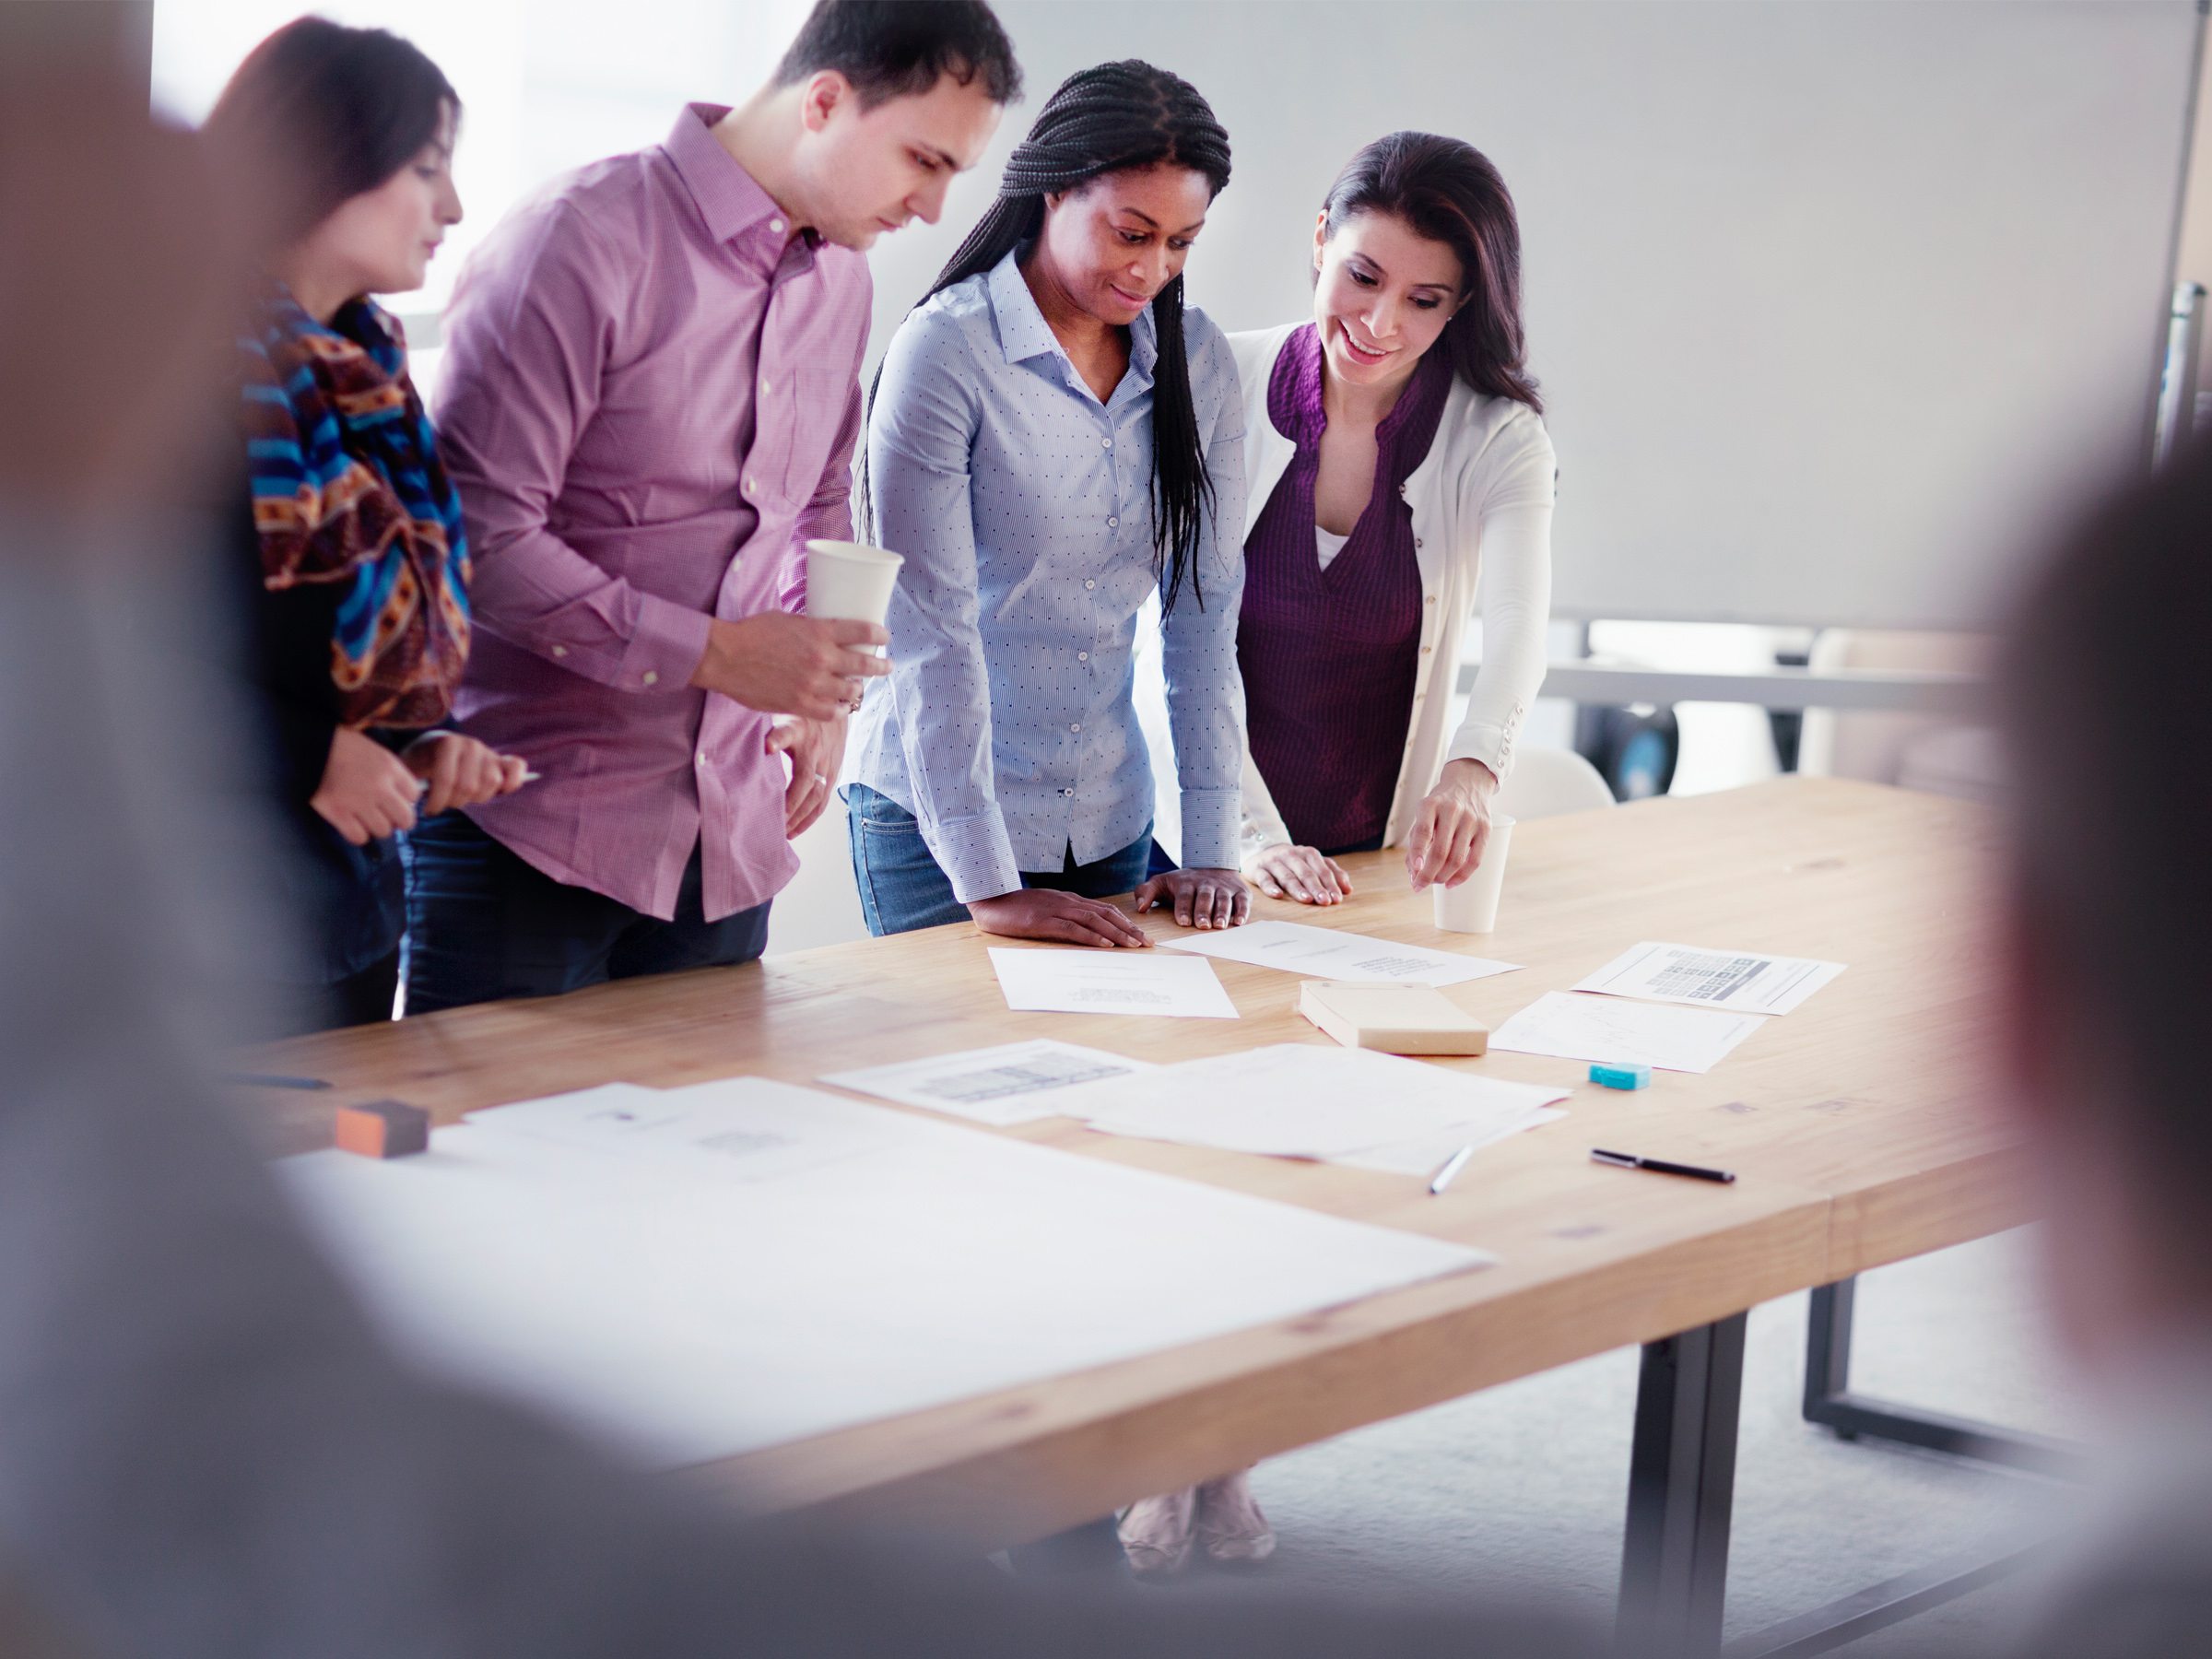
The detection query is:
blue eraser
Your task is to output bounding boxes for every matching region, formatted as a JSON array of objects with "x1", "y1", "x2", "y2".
[{"x1": 1590, "y1": 1061, "x2": 1652, "y2": 1090}]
